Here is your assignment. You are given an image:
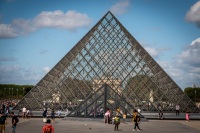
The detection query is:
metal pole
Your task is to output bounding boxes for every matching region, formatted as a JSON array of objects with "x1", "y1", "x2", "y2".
[
  {"x1": 104, "y1": 84, "x2": 107, "y2": 113},
  {"x1": 9, "y1": 88, "x2": 10, "y2": 97},
  {"x1": 17, "y1": 88, "x2": 18, "y2": 98},
  {"x1": 195, "y1": 90, "x2": 196, "y2": 103},
  {"x1": 12, "y1": 88, "x2": 13, "y2": 98}
]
